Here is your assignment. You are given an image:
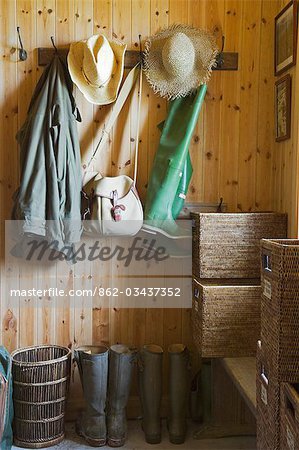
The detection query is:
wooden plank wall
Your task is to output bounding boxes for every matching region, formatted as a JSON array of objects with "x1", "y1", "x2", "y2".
[
  {"x1": 0, "y1": 0, "x2": 283, "y2": 410},
  {"x1": 271, "y1": 0, "x2": 299, "y2": 238}
]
